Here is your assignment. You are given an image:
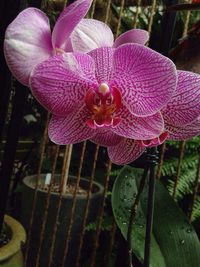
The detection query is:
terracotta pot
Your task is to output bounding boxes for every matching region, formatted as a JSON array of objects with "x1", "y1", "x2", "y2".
[{"x1": 0, "y1": 215, "x2": 26, "y2": 267}]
